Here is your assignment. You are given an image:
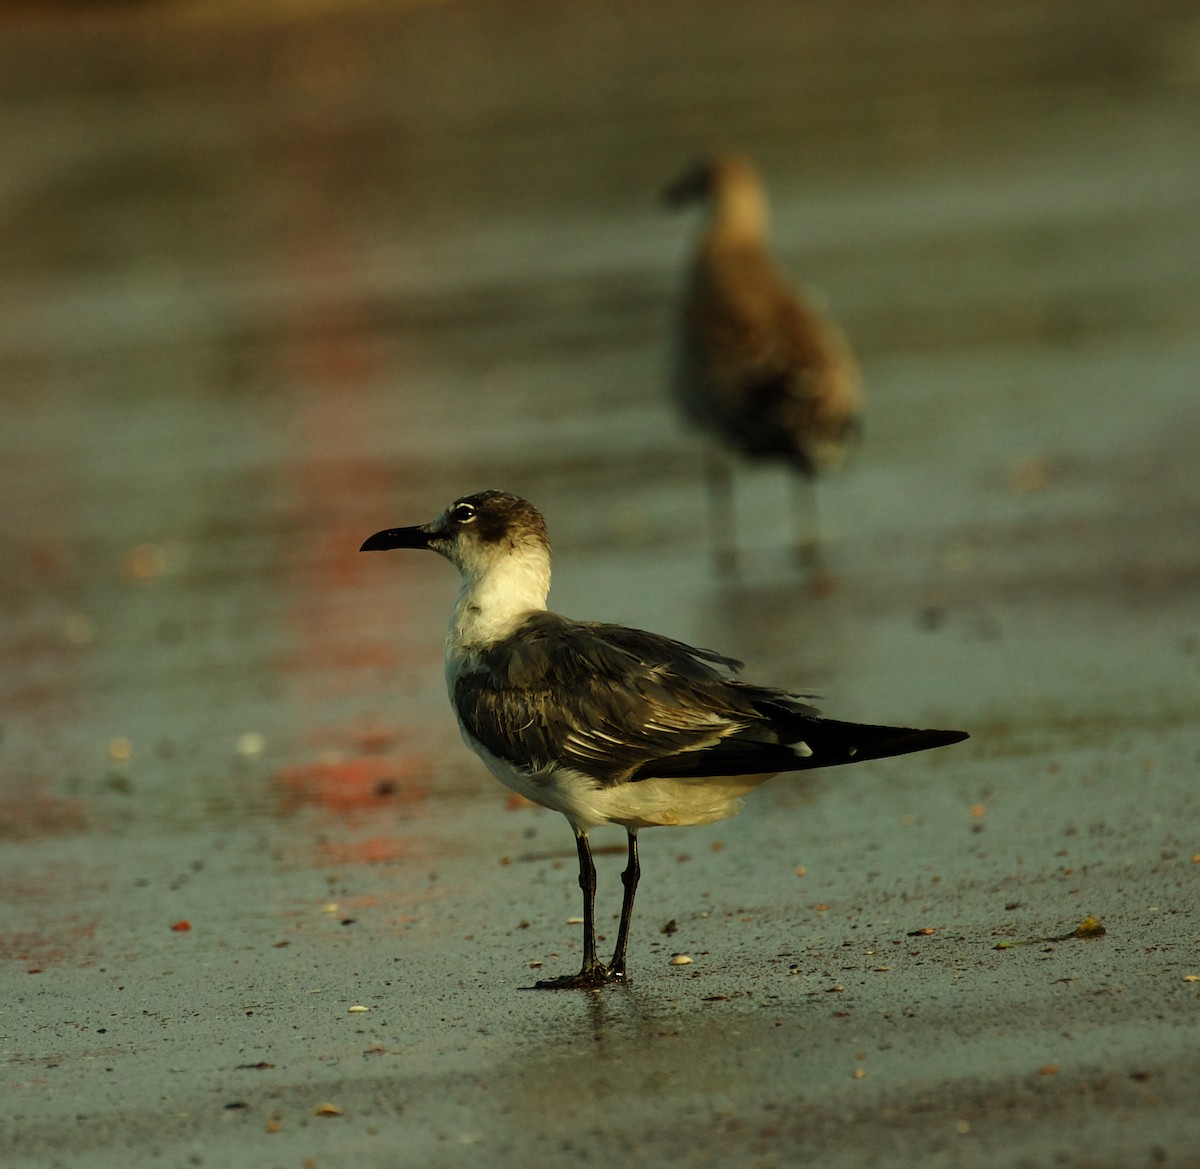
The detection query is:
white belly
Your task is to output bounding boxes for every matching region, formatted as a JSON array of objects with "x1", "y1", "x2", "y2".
[{"x1": 464, "y1": 728, "x2": 775, "y2": 832}]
